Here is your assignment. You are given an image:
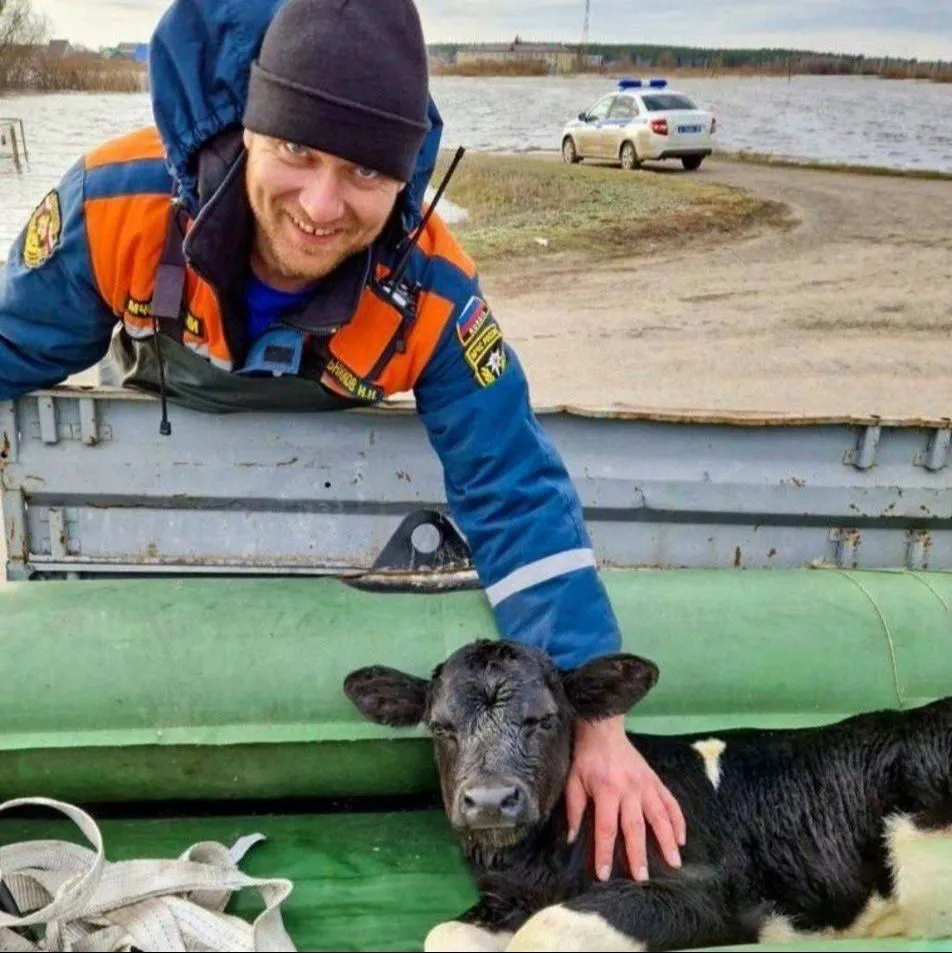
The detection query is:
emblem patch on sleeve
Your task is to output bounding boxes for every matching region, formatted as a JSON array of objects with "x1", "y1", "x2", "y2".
[
  {"x1": 23, "y1": 190, "x2": 62, "y2": 270},
  {"x1": 456, "y1": 296, "x2": 507, "y2": 388}
]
